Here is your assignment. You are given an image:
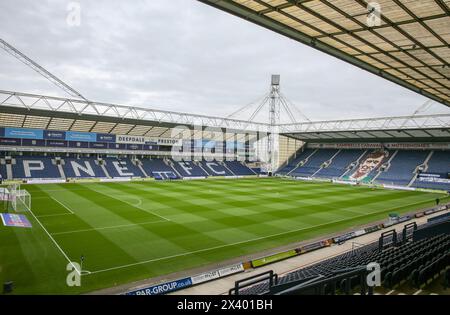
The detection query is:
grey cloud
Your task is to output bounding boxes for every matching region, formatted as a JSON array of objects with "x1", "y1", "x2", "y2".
[{"x1": 0, "y1": 0, "x2": 448, "y2": 122}]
